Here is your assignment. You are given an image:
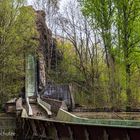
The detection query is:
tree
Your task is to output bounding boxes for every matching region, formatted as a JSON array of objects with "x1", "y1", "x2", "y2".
[
  {"x1": 81, "y1": 0, "x2": 140, "y2": 108},
  {"x1": 33, "y1": 0, "x2": 60, "y2": 32},
  {"x1": 0, "y1": 0, "x2": 38, "y2": 107},
  {"x1": 113, "y1": 0, "x2": 140, "y2": 108},
  {"x1": 52, "y1": 0, "x2": 108, "y2": 106}
]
